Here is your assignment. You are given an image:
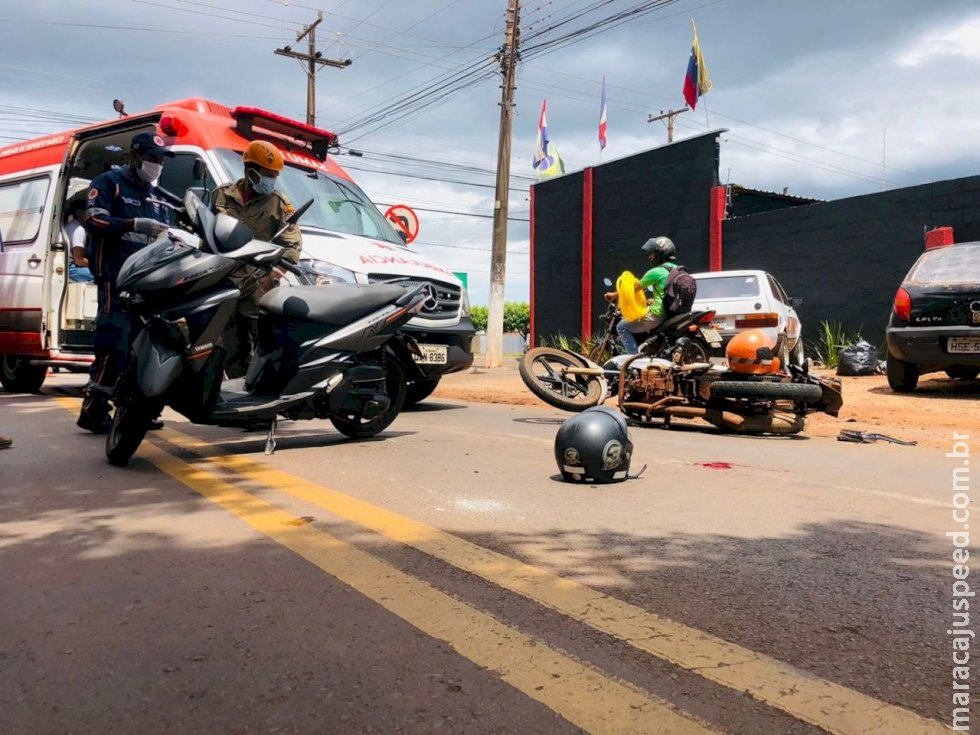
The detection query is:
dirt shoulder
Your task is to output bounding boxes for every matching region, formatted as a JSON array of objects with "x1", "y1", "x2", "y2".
[{"x1": 434, "y1": 358, "x2": 975, "y2": 451}]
